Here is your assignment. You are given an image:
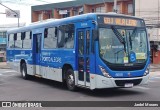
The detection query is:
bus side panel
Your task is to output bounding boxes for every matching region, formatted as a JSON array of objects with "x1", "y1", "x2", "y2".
[
  {"x1": 6, "y1": 49, "x2": 15, "y2": 70},
  {"x1": 40, "y1": 49, "x2": 76, "y2": 82},
  {"x1": 13, "y1": 49, "x2": 33, "y2": 74}
]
